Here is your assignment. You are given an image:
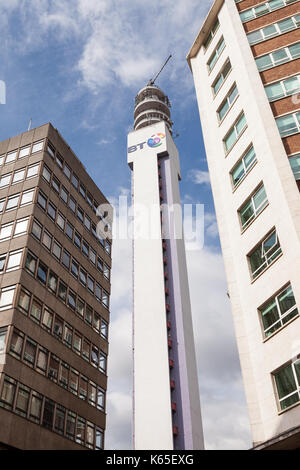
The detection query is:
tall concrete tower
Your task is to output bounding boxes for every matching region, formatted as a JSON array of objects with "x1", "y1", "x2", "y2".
[{"x1": 127, "y1": 81, "x2": 204, "y2": 450}]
